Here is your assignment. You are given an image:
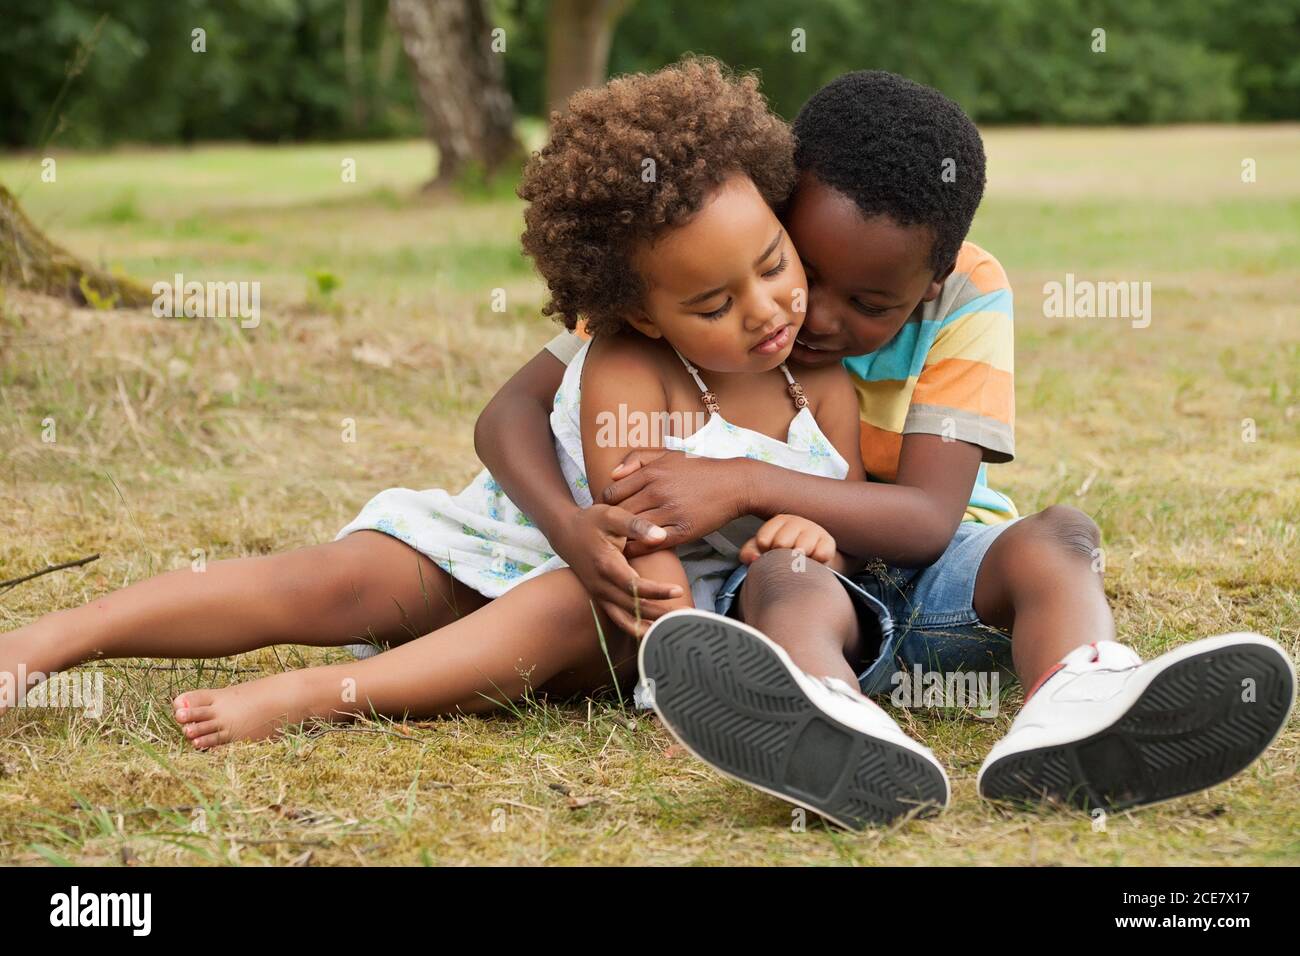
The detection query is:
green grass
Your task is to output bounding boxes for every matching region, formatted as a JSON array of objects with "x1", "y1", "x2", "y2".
[{"x1": 1, "y1": 127, "x2": 1298, "y2": 865}]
